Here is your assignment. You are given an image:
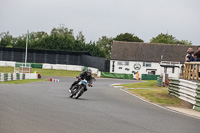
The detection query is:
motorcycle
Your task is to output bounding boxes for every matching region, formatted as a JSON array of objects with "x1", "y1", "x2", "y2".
[
  {"x1": 38, "y1": 73, "x2": 41, "y2": 79},
  {"x1": 69, "y1": 78, "x2": 95, "y2": 99}
]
